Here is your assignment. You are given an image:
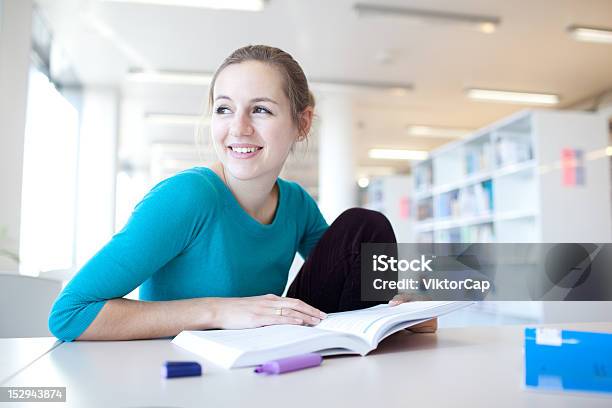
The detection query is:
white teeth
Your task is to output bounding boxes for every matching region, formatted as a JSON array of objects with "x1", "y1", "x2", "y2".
[{"x1": 231, "y1": 146, "x2": 260, "y2": 154}]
